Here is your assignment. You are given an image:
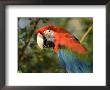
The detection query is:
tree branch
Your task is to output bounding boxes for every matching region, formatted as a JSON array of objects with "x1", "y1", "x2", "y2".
[
  {"x1": 80, "y1": 25, "x2": 93, "y2": 43},
  {"x1": 19, "y1": 18, "x2": 40, "y2": 61}
]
